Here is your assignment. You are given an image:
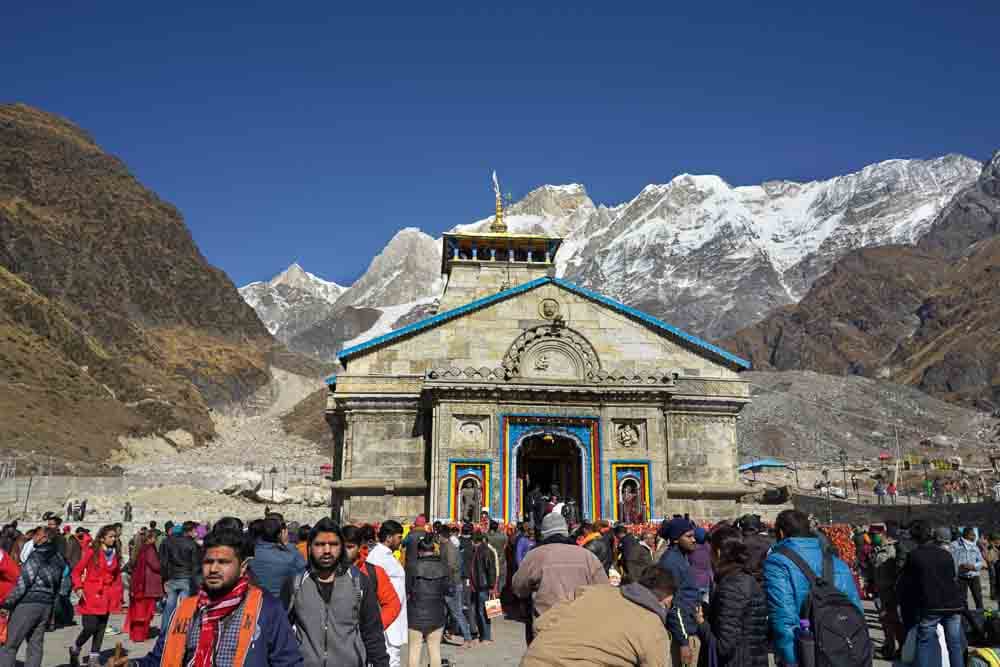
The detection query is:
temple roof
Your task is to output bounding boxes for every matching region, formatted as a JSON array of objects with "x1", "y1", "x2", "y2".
[{"x1": 336, "y1": 276, "x2": 751, "y2": 372}]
